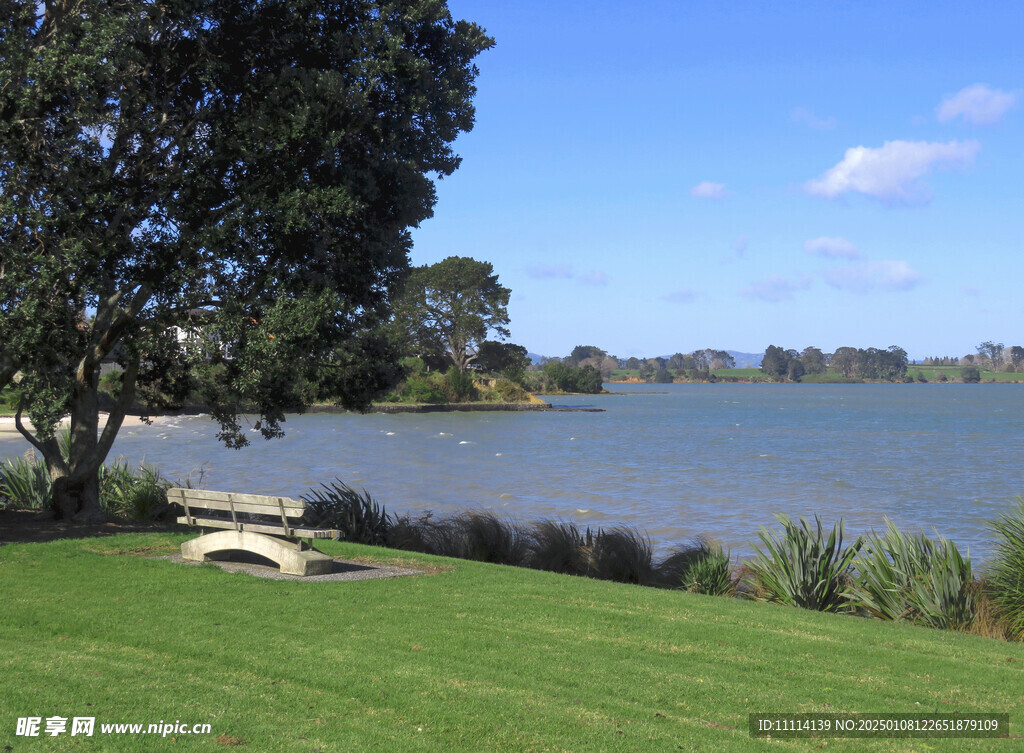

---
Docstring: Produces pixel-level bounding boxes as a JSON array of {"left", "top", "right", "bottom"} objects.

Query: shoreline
[{"left": 0, "top": 414, "right": 170, "bottom": 441}]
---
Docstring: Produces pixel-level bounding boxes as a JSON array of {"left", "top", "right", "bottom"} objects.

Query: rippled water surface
[{"left": 3, "top": 383, "right": 1022, "bottom": 561}]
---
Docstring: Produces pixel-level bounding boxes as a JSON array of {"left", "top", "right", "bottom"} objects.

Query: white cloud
[
  {"left": 804, "top": 139, "right": 980, "bottom": 203},
  {"left": 937, "top": 84, "right": 1017, "bottom": 125},
  {"left": 690, "top": 181, "right": 731, "bottom": 199},
  {"left": 662, "top": 289, "right": 699, "bottom": 304},
  {"left": 739, "top": 274, "right": 811, "bottom": 303},
  {"left": 803, "top": 236, "right": 862, "bottom": 260},
  {"left": 822, "top": 260, "right": 923, "bottom": 293},
  {"left": 525, "top": 264, "right": 573, "bottom": 280},
  {"left": 577, "top": 270, "right": 608, "bottom": 286},
  {"left": 791, "top": 106, "right": 837, "bottom": 130}
]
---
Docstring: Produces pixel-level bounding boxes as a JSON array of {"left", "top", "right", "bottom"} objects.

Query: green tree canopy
[
  {"left": 760, "top": 345, "right": 792, "bottom": 380},
  {"left": 476, "top": 341, "right": 530, "bottom": 378},
  {"left": 0, "top": 0, "right": 492, "bottom": 519},
  {"left": 396, "top": 256, "right": 510, "bottom": 372},
  {"left": 568, "top": 345, "right": 605, "bottom": 365},
  {"left": 800, "top": 346, "right": 827, "bottom": 374}
]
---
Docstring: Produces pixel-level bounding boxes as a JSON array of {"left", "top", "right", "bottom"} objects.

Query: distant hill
[
  {"left": 727, "top": 350, "right": 763, "bottom": 368},
  {"left": 653, "top": 350, "right": 764, "bottom": 368}
]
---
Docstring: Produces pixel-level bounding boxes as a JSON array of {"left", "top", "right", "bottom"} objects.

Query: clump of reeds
[
  {"left": 524, "top": 519, "right": 590, "bottom": 575},
  {"left": 587, "top": 526, "right": 655, "bottom": 585}
]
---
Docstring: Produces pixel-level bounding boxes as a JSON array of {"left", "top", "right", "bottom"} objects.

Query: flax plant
[
  {"left": 988, "top": 499, "right": 1024, "bottom": 640},
  {"left": 746, "top": 515, "right": 861, "bottom": 612},
  {"left": 850, "top": 519, "right": 975, "bottom": 631}
]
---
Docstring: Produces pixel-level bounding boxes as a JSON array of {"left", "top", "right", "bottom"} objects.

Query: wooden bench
[{"left": 169, "top": 488, "right": 339, "bottom": 576}]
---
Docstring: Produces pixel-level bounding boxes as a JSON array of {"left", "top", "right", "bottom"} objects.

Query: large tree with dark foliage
[{"left": 0, "top": 0, "right": 492, "bottom": 519}]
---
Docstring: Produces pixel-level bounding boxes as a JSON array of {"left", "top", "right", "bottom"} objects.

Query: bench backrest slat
[{"left": 167, "top": 488, "right": 306, "bottom": 518}]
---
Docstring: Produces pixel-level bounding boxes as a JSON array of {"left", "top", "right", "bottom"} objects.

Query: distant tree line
[
  {"left": 761, "top": 345, "right": 909, "bottom": 382},
  {"left": 923, "top": 342, "right": 1024, "bottom": 372}
]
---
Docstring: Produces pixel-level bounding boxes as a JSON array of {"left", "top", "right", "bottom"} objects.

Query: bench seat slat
[
  {"left": 176, "top": 516, "right": 338, "bottom": 539},
  {"left": 167, "top": 488, "right": 305, "bottom": 517}
]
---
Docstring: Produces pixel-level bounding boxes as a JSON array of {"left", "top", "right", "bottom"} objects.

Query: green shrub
[
  {"left": 98, "top": 369, "right": 124, "bottom": 396},
  {"left": 746, "top": 515, "right": 861, "bottom": 612},
  {"left": 0, "top": 385, "right": 21, "bottom": 413},
  {"left": 657, "top": 538, "right": 734, "bottom": 596},
  {"left": 539, "top": 361, "right": 603, "bottom": 394},
  {"left": 653, "top": 368, "right": 674, "bottom": 384},
  {"left": 302, "top": 479, "right": 390, "bottom": 545},
  {"left": 400, "top": 375, "right": 446, "bottom": 404},
  {"left": 0, "top": 452, "right": 52, "bottom": 509},
  {"left": 443, "top": 366, "right": 477, "bottom": 402},
  {"left": 850, "top": 519, "right": 975, "bottom": 630},
  {"left": 987, "top": 499, "right": 1024, "bottom": 640},
  {"left": 491, "top": 378, "right": 531, "bottom": 403},
  {"left": 99, "top": 459, "right": 172, "bottom": 520},
  {"left": 1, "top": 446, "right": 171, "bottom": 520},
  {"left": 961, "top": 366, "right": 981, "bottom": 383},
  {"left": 400, "top": 356, "right": 427, "bottom": 376},
  {"left": 683, "top": 548, "right": 734, "bottom": 596}
]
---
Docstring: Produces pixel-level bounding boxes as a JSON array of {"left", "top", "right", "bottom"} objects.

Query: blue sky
[{"left": 409, "top": 0, "right": 1023, "bottom": 360}]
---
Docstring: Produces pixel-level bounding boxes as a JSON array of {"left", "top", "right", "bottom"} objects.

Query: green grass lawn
[{"left": 2, "top": 534, "right": 1022, "bottom": 752}]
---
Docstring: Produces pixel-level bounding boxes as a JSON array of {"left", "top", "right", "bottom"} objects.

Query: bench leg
[{"left": 182, "top": 530, "right": 334, "bottom": 576}]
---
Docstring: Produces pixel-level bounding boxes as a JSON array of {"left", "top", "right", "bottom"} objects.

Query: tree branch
[
  {"left": 14, "top": 399, "right": 61, "bottom": 465},
  {"left": 91, "top": 355, "right": 140, "bottom": 473}
]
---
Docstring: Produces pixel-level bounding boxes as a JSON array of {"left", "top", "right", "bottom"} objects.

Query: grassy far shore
[{"left": 1, "top": 533, "right": 1023, "bottom": 752}]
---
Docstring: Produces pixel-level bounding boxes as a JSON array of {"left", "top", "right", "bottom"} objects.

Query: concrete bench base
[{"left": 181, "top": 530, "right": 334, "bottom": 576}]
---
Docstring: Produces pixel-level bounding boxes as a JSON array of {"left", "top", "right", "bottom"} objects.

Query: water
[{"left": 3, "top": 383, "right": 1022, "bottom": 563}]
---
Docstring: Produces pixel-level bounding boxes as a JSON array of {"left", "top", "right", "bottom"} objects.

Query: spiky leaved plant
[
  {"left": 302, "top": 480, "right": 389, "bottom": 546},
  {"left": 99, "top": 459, "right": 171, "bottom": 520},
  {"left": 746, "top": 515, "right": 861, "bottom": 612},
  {"left": 655, "top": 537, "right": 734, "bottom": 595},
  {"left": 0, "top": 451, "right": 52, "bottom": 509},
  {"left": 987, "top": 498, "right": 1024, "bottom": 640},
  {"left": 850, "top": 519, "right": 975, "bottom": 631}
]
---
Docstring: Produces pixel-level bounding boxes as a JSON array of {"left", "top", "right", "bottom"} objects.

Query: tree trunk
[
  {"left": 46, "top": 365, "right": 108, "bottom": 522},
  {"left": 51, "top": 470, "right": 102, "bottom": 522}
]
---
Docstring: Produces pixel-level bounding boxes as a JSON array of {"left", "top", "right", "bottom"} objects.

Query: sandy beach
[{"left": 0, "top": 414, "right": 167, "bottom": 441}]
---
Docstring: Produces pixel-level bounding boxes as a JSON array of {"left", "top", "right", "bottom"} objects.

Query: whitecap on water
[
  {"left": 499, "top": 493, "right": 513, "bottom": 499},
  {"left": 459, "top": 440, "right": 472, "bottom": 445},
  {"left": 495, "top": 452, "right": 503, "bottom": 456},
  {"left": 439, "top": 432, "right": 453, "bottom": 437},
  {"left": 385, "top": 431, "right": 396, "bottom": 436}
]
